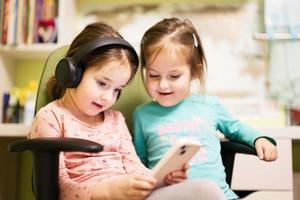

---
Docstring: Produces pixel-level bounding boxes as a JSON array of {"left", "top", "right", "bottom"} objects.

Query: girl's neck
[{"left": 60, "top": 90, "right": 104, "bottom": 127}]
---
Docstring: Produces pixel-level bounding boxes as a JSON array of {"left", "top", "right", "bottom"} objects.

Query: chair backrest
[
  {"left": 112, "top": 69, "right": 150, "bottom": 131},
  {"left": 35, "top": 46, "right": 68, "bottom": 113},
  {"left": 35, "top": 45, "right": 150, "bottom": 131}
]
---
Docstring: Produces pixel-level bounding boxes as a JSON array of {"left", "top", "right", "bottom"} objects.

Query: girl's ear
[
  {"left": 191, "top": 69, "right": 197, "bottom": 80},
  {"left": 191, "top": 73, "right": 197, "bottom": 80},
  {"left": 191, "top": 63, "right": 203, "bottom": 80}
]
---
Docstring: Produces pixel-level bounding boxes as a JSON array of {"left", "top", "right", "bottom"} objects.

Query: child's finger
[
  {"left": 265, "top": 145, "right": 279, "bottom": 161},
  {"left": 267, "top": 148, "right": 278, "bottom": 161},
  {"left": 134, "top": 174, "right": 157, "bottom": 184},
  {"left": 132, "top": 179, "right": 156, "bottom": 190},
  {"left": 165, "top": 174, "right": 186, "bottom": 184},
  {"left": 183, "top": 163, "right": 189, "bottom": 171},
  {"left": 272, "top": 149, "right": 278, "bottom": 160},
  {"left": 170, "top": 171, "right": 188, "bottom": 179},
  {"left": 256, "top": 145, "right": 264, "bottom": 160},
  {"left": 133, "top": 175, "right": 157, "bottom": 189},
  {"left": 264, "top": 147, "right": 273, "bottom": 161}
]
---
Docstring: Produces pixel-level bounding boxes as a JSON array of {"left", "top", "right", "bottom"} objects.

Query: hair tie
[{"left": 192, "top": 33, "right": 198, "bottom": 48}]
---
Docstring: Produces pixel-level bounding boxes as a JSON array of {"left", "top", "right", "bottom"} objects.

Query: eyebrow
[
  {"left": 101, "top": 76, "right": 112, "bottom": 83},
  {"left": 101, "top": 76, "right": 126, "bottom": 88},
  {"left": 148, "top": 68, "right": 182, "bottom": 73}
]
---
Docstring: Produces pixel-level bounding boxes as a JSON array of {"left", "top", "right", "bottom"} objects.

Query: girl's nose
[
  {"left": 159, "top": 78, "right": 169, "bottom": 90},
  {"left": 100, "top": 90, "right": 113, "bottom": 102}
]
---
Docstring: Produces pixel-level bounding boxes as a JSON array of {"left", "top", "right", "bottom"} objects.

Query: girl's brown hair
[
  {"left": 140, "top": 17, "right": 207, "bottom": 92},
  {"left": 47, "top": 22, "right": 138, "bottom": 100}
]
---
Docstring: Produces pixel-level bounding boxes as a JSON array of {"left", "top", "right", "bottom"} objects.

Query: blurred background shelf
[
  {"left": 253, "top": 32, "right": 300, "bottom": 40},
  {"left": 0, "top": 44, "right": 62, "bottom": 60},
  {"left": 0, "top": 124, "right": 29, "bottom": 137}
]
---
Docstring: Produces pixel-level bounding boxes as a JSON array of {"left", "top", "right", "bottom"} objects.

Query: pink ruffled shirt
[{"left": 28, "top": 100, "right": 151, "bottom": 200}]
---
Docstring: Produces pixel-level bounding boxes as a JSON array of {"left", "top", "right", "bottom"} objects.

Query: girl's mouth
[
  {"left": 92, "top": 102, "right": 103, "bottom": 109},
  {"left": 158, "top": 91, "right": 173, "bottom": 96}
]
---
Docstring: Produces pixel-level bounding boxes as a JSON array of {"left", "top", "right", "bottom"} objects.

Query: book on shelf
[
  {"left": 6, "top": 0, "right": 18, "bottom": 45},
  {"left": 15, "top": 0, "right": 29, "bottom": 44},
  {"left": 0, "top": 0, "right": 58, "bottom": 46},
  {"left": 1, "top": 0, "right": 9, "bottom": 45},
  {"left": 0, "top": 0, "right": 3, "bottom": 44}
]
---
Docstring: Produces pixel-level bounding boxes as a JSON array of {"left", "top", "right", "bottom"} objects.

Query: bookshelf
[
  {"left": 0, "top": 43, "right": 59, "bottom": 59},
  {"left": 0, "top": 0, "right": 77, "bottom": 127},
  {"left": 0, "top": 1, "right": 77, "bottom": 199}
]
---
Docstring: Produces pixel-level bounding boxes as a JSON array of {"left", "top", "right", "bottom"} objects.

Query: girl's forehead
[
  {"left": 147, "top": 43, "right": 189, "bottom": 68},
  {"left": 92, "top": 61, "right": 131, "bottom": 85},
  {"left": 89, "top": 59, "right": 131, "bottom": 76},
  {"left": 151, "top": 39, "right": 188, "bottom": 56}
]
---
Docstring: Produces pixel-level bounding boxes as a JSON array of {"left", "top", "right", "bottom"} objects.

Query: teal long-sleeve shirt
[{"left": 133, "top": 94, "right": 275, "bottom": 199}]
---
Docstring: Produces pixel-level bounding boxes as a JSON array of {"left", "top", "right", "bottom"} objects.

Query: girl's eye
[
  {"left": 114, "top": 88, "right": 121, "bottom": 93},
  {"left": 97, "top": 81, "right": 107, "bottom": 87},
  {"left": 148, "top": 74, "right": 159, "bottom": 78},
  {"left": 169, "top": 75, "right": 181, "bottom": 79}
]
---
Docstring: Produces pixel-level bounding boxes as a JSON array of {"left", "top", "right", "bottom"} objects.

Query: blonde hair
[{"left": 140, "top": 17, "right": 207, "bottom": 93}]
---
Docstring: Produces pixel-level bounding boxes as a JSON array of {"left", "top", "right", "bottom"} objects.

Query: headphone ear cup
[
  {"left": 55, "top": 57, "right": 81, "bottom": 88},
  {"left": 72, "top": 65, "right": 83, "bottom": 88}
]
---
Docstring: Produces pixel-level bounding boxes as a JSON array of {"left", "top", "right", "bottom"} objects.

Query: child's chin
[{"left": 158, "top": 100, "right": 179, "bottom": 107}]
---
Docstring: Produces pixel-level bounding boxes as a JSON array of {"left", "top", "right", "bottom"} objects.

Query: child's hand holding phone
[
  {"left": 91, "top": 174, "right": 156, "bottom": 200},
  {"left": 164, "top": 163, "right": 189, "bottom": 185},
  {"left": 152, "top": 139, "right": 201, "bottom": 188}
]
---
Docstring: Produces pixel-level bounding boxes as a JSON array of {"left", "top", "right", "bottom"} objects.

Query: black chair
[
  {"left": 8, "top": 46, "right": 103, "bottom": 200},
  {"left": 8, "top": 46, "right": 257, "bottom": 200},
  {"left": 221, "top": 139, "right": 257, "bottom": 198},
  {"left": 8, "top": 138, "right": 103, "bottom": 200}
]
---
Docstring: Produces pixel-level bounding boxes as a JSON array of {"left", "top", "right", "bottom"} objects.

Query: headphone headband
[
  {"left": 72, "top": 37, "right": 139, "bottom": 66},
  {"left": 55, "top": 37, "right": 139, "bottom": 88}
]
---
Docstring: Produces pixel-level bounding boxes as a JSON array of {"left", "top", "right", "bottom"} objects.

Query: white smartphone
[{"left": 152, "top": 139, "right": 201, "bottom": 188}]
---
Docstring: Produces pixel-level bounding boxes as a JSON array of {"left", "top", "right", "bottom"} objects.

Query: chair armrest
[
  {"left": 8, "top": 137, "right": 103, "bottom": 153},
  {"left": 221, "top": 140, "right": 257, "bottom": 156},
  {"left": 7, "top": 137, "right": 103, "bottom": 200},
  {"left": 221, "top": 140, "right": 257, "bottom": 189}
]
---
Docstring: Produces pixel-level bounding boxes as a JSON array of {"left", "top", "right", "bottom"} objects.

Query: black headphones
[{"left": 55, "top": 37, "right": 139, "bottom": 88}]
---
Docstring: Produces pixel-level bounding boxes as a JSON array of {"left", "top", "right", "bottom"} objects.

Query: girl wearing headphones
[{"left": 28, "top": 22, "right": 226, "bottom": 200}]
